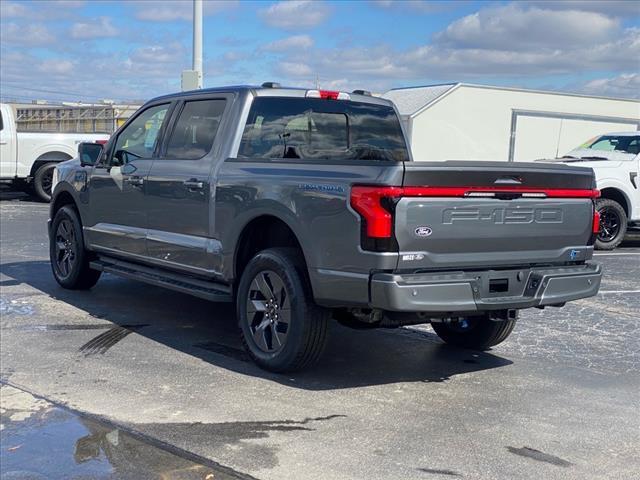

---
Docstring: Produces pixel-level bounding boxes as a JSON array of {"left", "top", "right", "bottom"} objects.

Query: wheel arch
[
  {"left": 233, "top": 215, "right": 312, "bottom": 289},
  {"left": 599, "top": 186, "right": 630, "bottom": 217},
  {"left": 30, "top": 151, "right": 73, "bottom": 177}
]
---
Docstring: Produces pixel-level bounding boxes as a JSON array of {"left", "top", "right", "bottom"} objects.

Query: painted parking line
[
  {"left": 598, "top": 290, "right": 640, "bottom": 294},
  {"left": 594, "top": 252, "right": 640, "bottom": 256}
]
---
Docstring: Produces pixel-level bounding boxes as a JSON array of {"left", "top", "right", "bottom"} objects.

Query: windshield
[
  {"left": 577, "top": 135, "right": 640, "bottom": 155},
  {"left": 238, "top": 97, "right": 409, "bottom": 162}
]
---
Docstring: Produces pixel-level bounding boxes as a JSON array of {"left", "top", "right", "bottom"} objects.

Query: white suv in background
[{"left": 560, "top": 132, "right": 639, "bottom": 249}]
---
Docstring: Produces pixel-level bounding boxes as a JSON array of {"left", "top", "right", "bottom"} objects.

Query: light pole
[
  {"left": 181, "top": 0, "right": 203, "bottom": 90},
  {"left": 193, "top": 0, "right": 203, "bottom": 87}
]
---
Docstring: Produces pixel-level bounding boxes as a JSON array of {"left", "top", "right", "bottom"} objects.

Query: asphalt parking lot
[{"left": 1, "top": 192, "right": 639, "bottom": 480}]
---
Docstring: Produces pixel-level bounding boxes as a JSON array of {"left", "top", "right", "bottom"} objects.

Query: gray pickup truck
[{"left": 49, "top": 83, "right": 603, "bottom": 371}]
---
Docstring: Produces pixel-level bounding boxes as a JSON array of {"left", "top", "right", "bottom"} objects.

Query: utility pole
[
  {"left": 193, "top": 0, "right": 203, "bottom": 87},
  {"left": 181, "top": 0, "right": 203, "bottom": 91}
]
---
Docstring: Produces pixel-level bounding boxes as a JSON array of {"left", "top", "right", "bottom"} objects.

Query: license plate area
[
  {"left": 489, "top": 278, "right": 509, "bottom": 293},
  {"left": 477, "top": 270, "right": 530, "bottom": 299}
]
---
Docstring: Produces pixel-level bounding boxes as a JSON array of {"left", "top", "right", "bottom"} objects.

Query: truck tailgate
[{"left": 396, "top": 161, "right": 597, "bottom": 270}]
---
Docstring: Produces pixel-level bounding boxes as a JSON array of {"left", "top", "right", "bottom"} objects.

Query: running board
[{"left": 90, "top": 257, "right": 233, "bottom": 302}]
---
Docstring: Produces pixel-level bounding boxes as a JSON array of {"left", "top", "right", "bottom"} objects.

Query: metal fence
[{"left": 14, "top": 104, "right": 141, "bottom": 134}]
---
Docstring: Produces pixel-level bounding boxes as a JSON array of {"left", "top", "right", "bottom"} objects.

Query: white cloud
[
  {"left": 128, "top": 43, "right": 187, "bottom": 67},
  {"left": 278, "top": 62, "right": 313, "bottom": 77},
  {"left": 0, "top": 1, "right": 29, "bottom": 17},
  {"left": 403, "top": 27, "right": 640, "bottom": 76},
  {"left": 259, "top": 1, "right": 330, "bottom": 30},
  {"left": 267, "top": 2, "right": 639, "bottom": 89},
  {"left": 435, "top": 4, "right": 619, "bottom": 51},
  {"left": 0, "top": 0, "right": 85, "bottom": 20},
  {"left": 372, "top": 0, "right": 472, "bottom": 13},
  {"left": 262, "top": 35, "right": 314, "bottom": 52},
  {"left": 525, "top": 1, "right": 640, "bottom": 16},
  {"left": 38, "top": 59, "right": 75, "bottom": 76},
  {"left": 133, "top": 0, "right": 237, "bottom": 22},
  {"left": 1, "top": 23, "right": 56, "bottom": 46},
  {"left": 70, "top": 16, "right": 119, "bottom": 39},
  {"left": 579, "top": 73, "right": 640, "bottom": 99}
]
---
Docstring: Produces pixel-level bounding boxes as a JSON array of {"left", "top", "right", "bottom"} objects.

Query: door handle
[
  {"left": 125, "top": 176, "right": 144, "bottom": 186},
  {"left": 183, "top": 179, "right": 205, "bottom": 190}
]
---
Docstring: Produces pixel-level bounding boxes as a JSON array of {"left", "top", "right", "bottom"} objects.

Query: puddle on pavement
[
  {"left": 0, "top": 298, "right": 35, "bottom": 316},
  {"left": 1, "top": 386, "right": 249, "bottom": 480}
]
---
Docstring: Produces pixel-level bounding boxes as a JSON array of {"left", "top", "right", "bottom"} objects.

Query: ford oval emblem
[{"left": 415, "top": 226, "right": 433, "bottom": 237}]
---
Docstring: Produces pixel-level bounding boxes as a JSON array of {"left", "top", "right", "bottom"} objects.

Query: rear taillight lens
[
  {"left": 350, "top": 186, "right": 402, "bottom": 238},
  {"left": 592, "top": 208, "right": 601, "bottom": 234}
]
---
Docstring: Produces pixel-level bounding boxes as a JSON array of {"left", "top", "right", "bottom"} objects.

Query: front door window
[{"left": 111, "top": 104, "right": 169, "bottom": 166}]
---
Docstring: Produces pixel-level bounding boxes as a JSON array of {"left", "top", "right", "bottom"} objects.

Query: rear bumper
[{"left": 370, "top": 263, "right": 602, "bottom": 312}]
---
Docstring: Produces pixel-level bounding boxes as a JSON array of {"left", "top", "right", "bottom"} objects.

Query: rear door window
[
  {"left": 165, "top": 99, "right": 226, "bottom": 159},
  {"left": 238, "top": 97, "right": 409, "bottom": 162}
]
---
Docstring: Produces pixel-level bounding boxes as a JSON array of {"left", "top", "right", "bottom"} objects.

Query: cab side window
[
  {"left": 622, "top": 138, "right": 639, "bottom": 155},
  {"left": 111, "top": 104, "right": 169, "bottom": 166},
  {"left": 165, "top": 99, "right": 226, "bottom": 160}
]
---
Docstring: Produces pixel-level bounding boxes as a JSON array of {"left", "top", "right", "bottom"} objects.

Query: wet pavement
[
  {"left": 1, "top": 385, "right": 245, "bottom": 479},
  {"left": 1, "top": 194, "right": 639, "bottom": 480}
]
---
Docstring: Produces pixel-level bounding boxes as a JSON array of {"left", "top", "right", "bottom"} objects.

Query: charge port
[{"left": 489, "top": 278, "right": 509, "bottom": 293}]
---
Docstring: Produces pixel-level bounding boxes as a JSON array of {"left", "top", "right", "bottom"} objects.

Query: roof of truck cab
[
  {"left": 594, "top": 131, "right": 640, "bottom": 137},
  {"left": 150, "top": 85, "right": 393, "bottom": 106}
]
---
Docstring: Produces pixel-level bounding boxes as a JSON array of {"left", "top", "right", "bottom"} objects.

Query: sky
[{"left": 1, "top": 0, "right": 639, "bottom": 104}]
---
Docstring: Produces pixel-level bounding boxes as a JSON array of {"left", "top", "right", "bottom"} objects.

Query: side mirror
[{"left": 78, "top": 142, "right": 104, "bottom": 167}]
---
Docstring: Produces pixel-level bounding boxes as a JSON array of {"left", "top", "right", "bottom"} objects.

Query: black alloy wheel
[
  {"left": 598, "top": 206, "right": 621, "bottom": 242},
  {"left": 237, "top": 248, "right": 330, "bottom": 372},
  {"left": 246, "top": 270, "right": 291, "bottom": 354},
  {"left": 49, "top": 206, "right": 101, "bottom": 289},
  {"left": 595, "top": 198, "right": 627, "bottom": 250},
  {"left": 54, "top": 218, "right": 77, "bottom": 280}
]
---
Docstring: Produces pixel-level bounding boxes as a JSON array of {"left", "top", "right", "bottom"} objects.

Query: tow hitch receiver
[{"left": 489, "top": 309, "right": 518, "bottom": 322}]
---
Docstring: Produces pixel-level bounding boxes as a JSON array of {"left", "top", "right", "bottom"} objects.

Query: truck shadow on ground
[
  {"left": 0, "top": 186, "right": 33, "bottom": 202},
  {"left": 2, "top": 260, "right": 513, "bottom": 390}
]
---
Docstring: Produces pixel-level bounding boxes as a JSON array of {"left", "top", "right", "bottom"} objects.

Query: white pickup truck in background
[
  {"left": 0, "top": 103, "right": 110, "bottom": 201},
  {"left": 545, "top": 132, "right": 640, "bottom": 250}
]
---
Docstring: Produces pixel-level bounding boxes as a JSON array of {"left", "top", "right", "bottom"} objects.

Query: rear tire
[
  {"left": 431, "top": 315, "right": 516, "bottom": 350},
  {"left": 236, "top": 248, "right": 330, "bottom": 372},
  {"left": 33, "top": 162, "right": 57, "bottom": 202},
  {"left": 595, "top": 198, "right": 627, "bottom": 250},
  {"left": 50, "top": 205, "right": 101, "bottom": 289}
]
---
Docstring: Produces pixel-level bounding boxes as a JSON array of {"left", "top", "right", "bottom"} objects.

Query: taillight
[
  {"left": 592, "top": 208, "right": 601, "bottom": 234},
  {"left": 350, "top": 186, "right": 403, "bottom": 238},
  {"left": 96, "top": 139, "right": 109, "bottom": 145}
]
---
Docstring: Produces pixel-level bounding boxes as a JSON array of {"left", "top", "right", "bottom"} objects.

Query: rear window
[
  {"left": 165, "top": 99, "right": 226, "bottom": 159},
  {"left": 238, "top": 97, "right": 409, "bottom": 162}
]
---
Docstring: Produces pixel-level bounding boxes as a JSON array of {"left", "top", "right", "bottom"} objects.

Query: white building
[{"left": 383, "top": 83, "right": 640, "bottom": 162}]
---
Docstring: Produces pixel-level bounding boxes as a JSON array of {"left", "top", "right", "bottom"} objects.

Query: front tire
[
  {"left": 431, "top": 315, "right": 516, "bottom": 350},
  {"left": 595, "top": 198, "right": 627, "bottom": 250},
  {"left": 33, "top": 162, "right": 57, "bottom": 202},
  {"left": 50, "top": 205, "right": 101, "bottom": 289},
  {"left": 236, "top": 248, "right": 330, "bottom": 372}
]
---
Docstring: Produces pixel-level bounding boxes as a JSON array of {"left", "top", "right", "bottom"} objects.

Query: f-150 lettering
[{"left": 443, "top": 207, "right": 564, "bottom": 224}]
